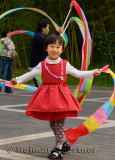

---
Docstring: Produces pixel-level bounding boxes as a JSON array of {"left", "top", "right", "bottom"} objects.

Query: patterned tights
[{"left": 49, "top": 118, "right": 66, "bottom": 149}]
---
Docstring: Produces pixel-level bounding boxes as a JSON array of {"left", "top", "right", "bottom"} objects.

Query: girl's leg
[
  {"left": 48, "top": 119, "right": 65, "bottom": 159},
  {"left": 55, "top": 118, "right": 65, "bottom": 149},
  {"left": 48, "top": 118, "right": 70, "bottom": 159},
  {"left": 49, "top": 119, "right": 71, "bottom": 151},
  {"left": 49, "top": 120, "right": 56, "bottom": 136}
]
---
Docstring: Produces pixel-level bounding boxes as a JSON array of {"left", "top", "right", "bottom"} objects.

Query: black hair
[
  {"left": 44, "top": 34, "right": 65, "bottom": 51},
  {"left": 1, "top": 29, "right": 10, "bottom": 38},
  {"left": 36, "top": 21, "right": 49, "bottom": 33}
]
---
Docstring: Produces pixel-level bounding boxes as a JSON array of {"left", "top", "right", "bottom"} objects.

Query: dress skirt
[{"left": 25, "top": 83, "right": 82, "bottom": 121}]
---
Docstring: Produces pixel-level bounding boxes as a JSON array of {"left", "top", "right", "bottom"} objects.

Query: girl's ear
[
  {"left": 62, "top": 48, "right": 64, "bottom": 52},
  {"left": 61, "top": 47, "right": 64, "bottom": 52}
]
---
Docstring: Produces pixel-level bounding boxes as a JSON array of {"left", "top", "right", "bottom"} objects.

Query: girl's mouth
[{"left": 52, "top": 53, "right": 57, "bottom": 56}]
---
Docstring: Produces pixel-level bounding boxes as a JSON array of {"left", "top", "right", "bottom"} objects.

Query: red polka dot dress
[{"left": 25, "top": 60, "right": 82, "bottom": 121}]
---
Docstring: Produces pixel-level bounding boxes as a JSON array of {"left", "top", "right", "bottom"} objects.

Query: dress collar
[{"left": 46, "top": 57, "right": 61, "bottom": 64}]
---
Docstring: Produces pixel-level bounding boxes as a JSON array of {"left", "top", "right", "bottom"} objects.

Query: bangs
[{"left": 44, "top": 34, "right": 65, "bottom": 50}]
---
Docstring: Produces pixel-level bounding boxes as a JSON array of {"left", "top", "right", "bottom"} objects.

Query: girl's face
[
  {"left": 7, "top": 31, "right": 11, "bottom": 38},
  {"left": 46, "top": 40, "right": 63, "bottom": 60}
]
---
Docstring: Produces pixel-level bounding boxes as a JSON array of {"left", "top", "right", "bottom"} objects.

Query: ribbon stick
[
  {"left": 61, "top": 20, "right": 70, "bottom": 37},
  {"left": 62, "top": 3, "right": 73, "bottom": 27}
]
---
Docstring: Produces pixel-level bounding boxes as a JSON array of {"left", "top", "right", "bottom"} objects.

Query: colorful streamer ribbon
[
  {"left": 62, "top": 1, "right": 115, "bottom": 146},
  {"left": 69, "top": 16, "right": 92, "bottom": 101},
  {"left": 59, "top": 0, "right": 92, "bottom": 104},
  {"left": 70, "top": 0, "right": 92, "bottom": 100},
  {"left": 0, "top": 7, "right": 68, "bottom": 47},
  {"left": 0, "top": 79, "right": 38, "bottom": 92},
  {"left": 11, "top": 30, "right": 35, "bottom": 37},
  {"left": 64, "top": 65, "right": 115, "bottom": 146}
]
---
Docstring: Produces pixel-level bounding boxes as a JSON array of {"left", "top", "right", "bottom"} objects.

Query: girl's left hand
[
  {"left": 93, "top": 69, "right": 101, "bottom": 76},
  {"left": 10, "top": 78, "right": 17, "bottom": 85}
]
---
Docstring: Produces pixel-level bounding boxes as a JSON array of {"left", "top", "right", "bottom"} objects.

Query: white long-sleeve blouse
[{"left": 16, "top": 57, "right": 94, "bottom": 85}]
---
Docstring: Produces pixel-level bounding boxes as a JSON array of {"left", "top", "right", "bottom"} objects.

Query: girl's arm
[
  {"left": 11, "top": 63, "right": 42, "bottom": 85},
  {"left": 66, "top": 62, "right": 101, "bottom": 79}
]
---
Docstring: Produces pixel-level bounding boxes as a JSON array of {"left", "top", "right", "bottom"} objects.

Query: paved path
[{"left": 0, "top": 86, "right": 115, "bottom": 160}]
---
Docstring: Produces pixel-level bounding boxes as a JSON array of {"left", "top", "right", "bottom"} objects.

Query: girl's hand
[
  {"left": 10, "top": 78, "right": 17, "bottom": 85},
  {"left": 93, "top": 69, "right": 101, "bottom": 76}
]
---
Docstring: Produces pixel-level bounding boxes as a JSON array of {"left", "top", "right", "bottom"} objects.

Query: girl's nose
[{"left": 53, "top": 47, "right": 57, "bottom": 51}]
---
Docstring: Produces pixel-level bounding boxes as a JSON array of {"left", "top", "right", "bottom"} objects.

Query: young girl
[{"left": 10, "top": 34, "right": 101, "bottom": 159}]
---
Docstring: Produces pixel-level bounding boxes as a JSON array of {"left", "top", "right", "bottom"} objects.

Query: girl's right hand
[{"left": 10, "top": 78, "right": 17, "bottom": 85}]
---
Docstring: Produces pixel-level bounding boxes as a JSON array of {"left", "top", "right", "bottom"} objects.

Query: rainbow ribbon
[
  {"left": 69, "top": 16, "right": 92, "bottom": 104},
  {"left": 71, "top": 0, "right": 92, "bottom": 71},
  {"left": 70, "top": 0, "right": 92, "bottom": 100},
  {"left": 62, "top": 1, "right": 115, "bottom": 146},
  {"left": 0, "top": 7, "right": 68, "bottom": 47},
  {"left": 0, "top": 79, "right": 38, "bottom": 92},
  {"left": 62, "top": 0, "right": 92, "bottom": 105},
  {"left": 64, "top": 65, "right": 115, "bottom": 146},
  {"left": 11, "top": 30, "right": 35, "bottom": 37}
]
